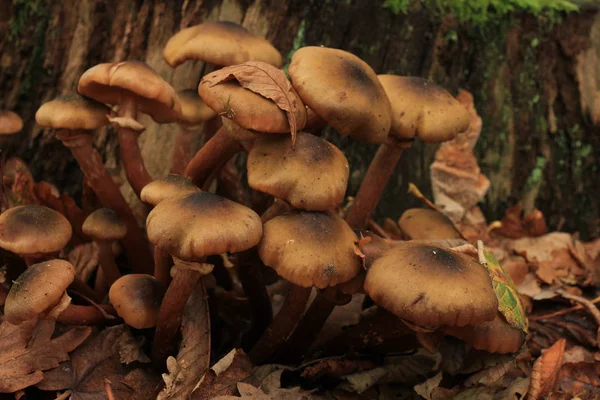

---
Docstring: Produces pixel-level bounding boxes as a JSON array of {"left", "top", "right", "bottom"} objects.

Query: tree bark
[{"left": 1, "top": 0, "right": 598, "bottom": 238}]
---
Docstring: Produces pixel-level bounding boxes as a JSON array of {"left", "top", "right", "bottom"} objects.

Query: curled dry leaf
[
  {"left": 555, "top": 362, "right": 600, "bottom": 398},
  {"left": 528, "top": 338, "right": 566, "bottom": 400},
  {"left": 0, "top": 318, "right": 91, "bottom": 393},
  {"left": 68, "top": 242, "right": 100, "bottom": 283},
  {"left": 413, "top": 371, "right": 443, "bottom": 400},
  {"left": 203, "top": 61, "right": 302, "bottom": 146}
]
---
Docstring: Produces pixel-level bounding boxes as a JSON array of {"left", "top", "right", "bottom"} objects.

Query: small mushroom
[
  {"left": 345, "top": 76, "right": 470, "bottom": 229},
  {"left": 35, "top": 93, "right": 151, "bottom": 272},
  {"left": 78, "top": 61, "right": 182, "bottom": 199},
  {"left": 146, "top": 191, "right": 262, "bottom": 366},
  {"left": 398, "top": 208, "right": 462, "bottom": 240},
  {"left": 247, "top": 132, "right": 349, "bottom": 211},
  {"left": 364, "top": 241, "right": 498, "bottom": 328},
  {"left": 108, "top": 274, "right": 165, "bottom": 329},
  {"left": 0, "top": 110, "right": 23, "bottom": 140},
  {"left": 82, "top": 208, "right": 127, "bottom": 287}
]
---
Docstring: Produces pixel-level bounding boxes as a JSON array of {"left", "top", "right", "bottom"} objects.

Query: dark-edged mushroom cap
[
  {"left": 146, "top": 191, "right": 262, "bottom": 260},
  {"left": 35, "top": 93, "right": 110, "bottom": 131},
  {"left": 108, "top": 274, "right": 165, "bottom": 329},
  {"left": 0, "top": 205, "right": 72, "bottom": 256},
  {"left": 364, "top": 241, "right": 497, "bottom": 328},
  {"left": 259, "top": 210, "right": 362, "bottom": 289},
  {"left": 164, "top": 21, "right": 282, "bottom": 68},
  {"left": 398, "top": 208, "right": 462, "bottom": 240},
  {"left": 4, "top": 259, "right": 75, "bottom": 324},
  {"left": 199, "top": 79, "right": 306, "bottom": 134},
  {"left": 355, "top": 230, "right": 391, "bottom": 269},
  {"left": 444, "top": 311, "right": 525, "bottom": 354},
  {"left": 82, "top": 208, "right": 127, "bottom": 242},
  {"left": 178, "top": 89, "right": 217, "bottom": 127},
  {"left": 247, "top": 132, "right": 349, "bottom": 211},
  {"left": 140, "top": 174, "right": 200, "bottom": 206},
  {"left": 0, "top": 111, "right": 23, "bottom": 135},
  {"left": 377, "top": 75, "right": 470, "bottom": 143},
  {"left": 78, "top": 61, "right": 182, "bottom": 123},
  {"left": 288, "top": 46, "right": 391, "bottom": 144}
]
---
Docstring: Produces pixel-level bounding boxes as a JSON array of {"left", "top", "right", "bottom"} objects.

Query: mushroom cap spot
[
  {"left": 398, "top": 208, "right": 462, "bottom": 240},
  {"left": 163, "top": 21, "right": 282, "bottom": 68},
  {"left": 378, "top": 75, "right": 470, "bottom": 143},
  {"left": 78, "top": 61, "right": 182, "bottom": 123},
  {"left": 140, "top": 174, "right": 200, "bottom": 206},
  {"left": 444, "top": 311, "right": 525, "bottom": 353},
  {"left": 146, "top": 192, "right": 262, "bottom": 260},
  {"left": 247, "top": 132, "right": 349, "bottom": 211},
  {"left": 108, "top": 274, "right": 165, "bottom": 329},
  {"left": 288, "top": 47, "right": 391, "bottom": 144},
  {"left": 198, "top": 77, "right": 306, "bottom": 134},
  {"left": 5, "top": 259, "right": 75, "bottom": 324},
  {"left": 35, "top": 93, "right": 110, "bottom": 131},
  {"left": 365, "top": 241, "right": 498, "bottom": 328},
  {"left": 178, "top": 89, "right": 217, "bottom": 126},
  {"left": 0, "top": 110, "right": 24, "bottom": 135},
  {"left": 0, "top": 205, "right": 72, "bottom": 255},
  {"left": 82, "top": 208, "right": 127, "bottom": 241},
  {"left": 259, "top": 211, "right": 361, "bottom": 288}
]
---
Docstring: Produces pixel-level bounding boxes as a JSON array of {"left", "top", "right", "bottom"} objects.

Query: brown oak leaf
[
  {"left": 528, "top": 338, "right": 566, "bottom": 400},
  {"left": 0, "top": 318, "right": 91, "bottom": 393},
  {"left": 203, "top": 61, "right": 302, "bottom": 146}
]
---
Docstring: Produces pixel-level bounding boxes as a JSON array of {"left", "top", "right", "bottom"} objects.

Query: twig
[
  {"left": 557, "top": 290, "right": 600, "bottom": 349},
  {"left": 105, "top": 379, "right": 116, "bottom": 400},
  {"left": 407, "top": 183, "right": 441, "bottom": 213},
  {"left": 529, "top": 295, "right": 600, "bottom": 321},
  {"left": 55, "top": 390, "right": 72, "bottom": 400},
  {"left": 367, "top": 219, "right": 391, "bottom": 239}
]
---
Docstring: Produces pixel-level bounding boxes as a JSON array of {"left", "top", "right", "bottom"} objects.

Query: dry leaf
[
  {"left": 414, "top": 372, "right": 443, "bottom": 400},
  {"left": 159, "top": 280, "right": 211, "bottom": 400},
  {"left": 528, "top": 338, "right": 566, "bottom": 400},
  {"left": 0, "top": 318, "right": 91, "bottom": 393},
  {"left": 203, "top": 61, "right": 302, "bottom": 146},
  {"left": 464, "top": 360, "right": 515, "bottom": 387},
  {"left": 69, "top": 242, "right": 100, "bottom": 283},
  {"left": 555, "top": 362, "right": 600, "bottom": 398},
  {"left": 507, "top": 232, "right": 573, "bottom": 262},
  {"left": 212, "top": 379, "right": 317, "bottom": 400}
]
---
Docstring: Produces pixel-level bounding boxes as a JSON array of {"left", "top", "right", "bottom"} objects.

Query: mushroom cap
[
  {"left": 0, "top": 205, "right": 73, "bottom": 256},
  {"left": 78, "top": 61, "right": 182, "bottom": 123},
  {"left": 288, "top": 46, "right": 391, "bottom": 144},
  {"left": 199, "top": 78, "right": 306, "bottom": 134},
  {"left": 146, "top": 192, "right": 262, "bottom": 260},
  {"left": 355, "top": 230, "right": 391, "bottom": 269},
  {"left": 108, "top": 274, "right": 165, "bottom": 329},
  {"left": 398, "top": 208, "right": 462, "bottom": 240},
  {"left": 259, "top": 210, "right": 362, "bottom": 289},
  {"left": 178, "top": 89, "right": 217, "bottom": 127},
  {"left": 82, "top": 208, "right": 127, "bottom": 241},
  {"left": 35, "top": 93, "right": 110, "bottom": 131},
  {"left": 163, "top": 21, "right": 282, "bottom": 68},
  {"left": 364, "top": 241, "right": 497, "bottom": 328},
  {"left": 140, "top": 174, "right": 200, "bottom": 206},
  {"left": 247, "top": 132, "right": 349, "bottom": 211},
  {"left": 444, "top": 311, "right": 525, "bottom": 354},
  {"left": 377, "top": 75, "right": 470, "bottom": 143},
  {"left": 0, "top": 111, "right": 23, "bottom": 135},
  {"left": 4, "top": 259, "right": 75, "bottom": 324}
]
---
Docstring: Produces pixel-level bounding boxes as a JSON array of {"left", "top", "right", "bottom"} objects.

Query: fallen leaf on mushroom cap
[
  {"left": 203, "top": 61, "right": 302, "bottom": 145},
  {"left": 0, "top": 317, "right": 91, "bottom": 393},
  {"left": 63, "top": 324, "right": 159, "bottom": 400},
  {"left": 528, "top": 338, "right": 566, "bottom": 400}
]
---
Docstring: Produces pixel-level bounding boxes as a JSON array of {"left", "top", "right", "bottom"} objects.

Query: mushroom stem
[
  {"left": 69, "top": 277, "right": 104, "bottom": 304},
  {"left": 249, "top": 283, "right": 311, "bottom": 364},
  {"left": 171, "top": 125, "right": 198, "bottom": 175},
  {"left": 236, "top": 248, "right": 273, "bottom": 350},
  {"left": 345, "top": 145, "right": 404, "bottom": 229},
  {"left": 278, "top": 292, "right": 336, "bottom": 364},
  {"left": 152, "top": 262, "right": 202, "bottom": 368},
  {"left": 153, "top": 247, "right": 172, "bottom": 287},
  {"left": 96, "top": 241, "right": 121, "bottom": 286},
  {"left": 261, "top": 199, "right": 292, "bottom": 223},
  {"left": 116, "top": 94, "right": 153, "bottom": 199},
  {"left": 55, "top": 128, "right": 153, "bottom": 274},
  {"left": 57, "top": 303, "right": 117, "bottom": 325},
  {"left": 184, "top": 125, "right": 241, "bottom": 186},
  {"left": 203, "top": 116, "right": 222, "bottom": 142}
]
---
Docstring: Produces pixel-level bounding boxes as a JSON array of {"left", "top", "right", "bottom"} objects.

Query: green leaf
[{"left": 479, "top": 244, "right": 529, "bottom": 334}]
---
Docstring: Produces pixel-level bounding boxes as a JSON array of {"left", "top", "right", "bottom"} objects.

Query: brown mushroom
[
  {"left": 345, "top": 76, "right": 470, "bottom": 228},
  {"left": 398, "top": 208, "right": 462, "bottom": 240},
  {"left": 108, "top": 274, "right": 165, "bottom": 329},
  {"left": 82, "top": 208, "right": 127, "bottom": 287},
  {"left": 35, "top": 92, "right": 152, "bottom": 272},
  {"left": 0, "top": 110, "right": 23, "bottom": 139},
  {"left": 78, "top": 61, "right": 182, "bottom": 199},
  {"left": 146, "top": 191, "right": 262, "bottom": 366},
  {"left": 364, "top": 241, "right": 497, "bottom": 328}
]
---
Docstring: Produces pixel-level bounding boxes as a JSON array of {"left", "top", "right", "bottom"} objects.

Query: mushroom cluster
[{"left": 0, "top": 19, "right": 527, "bottom": 389}]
